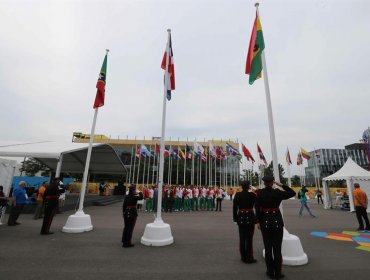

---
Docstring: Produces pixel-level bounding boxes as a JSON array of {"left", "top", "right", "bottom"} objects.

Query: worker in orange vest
[{"left": 353, "top": 183, "right": 370, "bottom": 231}]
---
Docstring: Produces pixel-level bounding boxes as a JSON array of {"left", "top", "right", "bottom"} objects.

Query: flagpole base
[
  {"left": 263, "top": 228, "right": 308, "bottom": 266},
  {"left": 62, "top": 210, "right": 93, "bottom": 233},
  {"left": 141, "top": 218, "right": 174, "bottom": 246}
]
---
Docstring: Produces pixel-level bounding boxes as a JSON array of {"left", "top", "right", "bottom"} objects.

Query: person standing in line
[
  {"left": 8, "top": 181, "right": 32, "bottom": 226},
  {"left": 34, "top": 182, "right": 47, "bottom": 219},
  {"left": 40, "top": 178, "right": 62, "bottom": 235},
  {"left": 256, "top": 175, "right": 296, "bottom": 279},
  {"left": 353, "top": 183, "right": 370, "bottom": 231},
  {"left": 122, "top": 184, "right": 143, "bottom": 248},
  {"left": 298, "top": 186, "right": 316, "bottom": 218},
  {"left": 233, "top": 180, "right": 257, "bottom": 264},
  {"left": 215, "top": 187, "right": 223, "bottom": 211},
  {"left": 316, "top": 189, "right": 323, "bottom": 205}
]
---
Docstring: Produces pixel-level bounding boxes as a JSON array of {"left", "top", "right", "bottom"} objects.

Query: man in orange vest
[
  {"left": 34, "top": 182, "right": 47, "bottom": 219},
  {"left": 353, "top": 183, "right": 370, "bottom": 231}
]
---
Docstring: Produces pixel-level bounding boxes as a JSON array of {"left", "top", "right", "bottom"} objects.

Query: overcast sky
[{"left": 0, "top": 0, "right": 369, "bottom": 175}]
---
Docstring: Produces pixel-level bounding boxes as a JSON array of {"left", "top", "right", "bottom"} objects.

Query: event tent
[
  {"left": 0, "top": 144, "right": 127, "bottom": 175},
  {"left": 322, "top": 157, "right": 370, "bottom": 212}
]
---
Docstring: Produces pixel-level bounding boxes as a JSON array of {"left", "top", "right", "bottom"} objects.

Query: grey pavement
[{"left": 0, "top": 197, "right": 369, "bottom": 280}]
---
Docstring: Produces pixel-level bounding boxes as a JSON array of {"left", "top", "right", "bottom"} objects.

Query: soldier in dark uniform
[
  {"left": 256, "top": 175, "right": 295, "bottom": 279},
  {"left": 122, "top": 184, "right": 143, "bottom": 247},
  {"left": 233, "top": 180, "right": 257, "bottom": 264},
  {"left": 40, "top": 178, "right": 62, "bottom": 235}
]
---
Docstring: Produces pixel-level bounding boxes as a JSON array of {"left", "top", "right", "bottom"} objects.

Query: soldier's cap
[
  {"left": 129, "top": 184, "right": 136, "bottom": 190},
  {"left": 262, "top": 175, "right": 274, "bottom": 182},
  {"left": 240, "top": 180, "right": 251, "bottom": 189}
]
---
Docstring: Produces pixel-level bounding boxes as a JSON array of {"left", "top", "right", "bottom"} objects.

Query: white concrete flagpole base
[
  {"left": 62, "top": 210, "right": 93, "bottom": 233},
  {"left": 263, "top": 228, "right": 308, "bottom": 266},
  {"left": 141, "top": 218, "right": 174, "bottom": 246}
]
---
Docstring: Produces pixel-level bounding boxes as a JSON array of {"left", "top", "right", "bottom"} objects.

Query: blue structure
[{"left": 12, "top": 176, "right": 74, "bottom": 190}]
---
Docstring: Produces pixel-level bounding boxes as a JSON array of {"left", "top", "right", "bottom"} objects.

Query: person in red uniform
[
  {"left": 122, "top": 184, "right": 143, "bottom": 247},
  {"left": 256, "top": 175, "right": 295, "bottom": 279},
  {"left": 233, "top": 180, "right": 257, "bottom": 264},
  {"left": 40, "top": 178, "right": 62, "bottom": 235}
]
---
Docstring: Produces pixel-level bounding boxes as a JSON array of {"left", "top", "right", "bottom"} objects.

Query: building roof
[{"left": 0, "top": 144, "right": 127, "bottom": 175}]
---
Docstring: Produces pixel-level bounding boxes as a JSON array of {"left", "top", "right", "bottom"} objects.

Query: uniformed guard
[
  {"left": 122, "top": 184, "right": 143, "bottom": 247},
  {"left": 233, "top": 180, "right": 257, "bottom": 264},
  {"left": 40, "top": 178, "right": 62, "bottom": 235},
  {"left": 256, "top": 175, "right": 295, "bottom": 279}
]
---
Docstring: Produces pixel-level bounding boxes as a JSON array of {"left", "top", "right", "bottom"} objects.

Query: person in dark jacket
[
  {"left": 233, "top": 180, "right": 257, "bottom": 264},
  {"left": 256, "top": 175, "right": 295, "bottom": 279},
  {"left": 122, "top": 184, "right": 143, "bottom": 247},
  {"left": 40, "top": 178, "right": 62, "bottom": 235}
]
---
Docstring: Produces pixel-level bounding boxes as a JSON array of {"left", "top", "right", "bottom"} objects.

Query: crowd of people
[
  {"left": 137, "top": 185, "right": 227, "bottom": 213},
  {"left": 0, "top": 179, "right": 66, "bottom": 234}
]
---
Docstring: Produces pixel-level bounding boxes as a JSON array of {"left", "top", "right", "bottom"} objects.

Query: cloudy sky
[{"left": 0, "top": 0, "right": 369, "bottom": 175}]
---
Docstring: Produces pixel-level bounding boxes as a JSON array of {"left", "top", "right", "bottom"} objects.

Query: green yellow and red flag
[
  {"left": 245, "top": 13, "right": 265, "bottom": 85},
  {"left": 93, "top": 53, "right": 108, "bottom": 109}
]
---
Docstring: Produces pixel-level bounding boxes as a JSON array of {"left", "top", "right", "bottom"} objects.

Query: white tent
[
  {"left": 0, "top": 158, "right": 17, "bottom": 225},
  {"left": 322, "top": 157, "right": 370, "bottom": 212}
]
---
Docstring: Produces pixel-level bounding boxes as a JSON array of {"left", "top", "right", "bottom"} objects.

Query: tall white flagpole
[
  {"left": 184, "top": 144, "right": 187, "bottom": 185},
  {"left": 128, "top": 145, "right": 134, "bottom": 184},
  {"left": 63, "top": 49, "right": 109, "bottom": 233},
  {"left": 141, "top": 29, "right": 173, "bottom": 246},
  {"left": 255, "top": 3, "right": 307, "bottom": 265}
]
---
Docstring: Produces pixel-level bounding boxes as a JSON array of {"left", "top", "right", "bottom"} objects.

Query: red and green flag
[
  {"left": 245, "top": 13, "right": 265, "bottom": 85},
  {"left": 93, "top": 53, "right": 108, "bottom": 108}
]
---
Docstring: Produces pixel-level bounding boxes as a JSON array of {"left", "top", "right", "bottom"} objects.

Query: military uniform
[
  {"left": 122, "top": 188, "right": 143, "bottom": 247},
  {"left": 233, "top": 184, "right": 257, "bottom": 263},
  {"left": 40, "top": 180, "right": 62, "bottom": 235},
  {"left": 256, "top": 176, "right": 295, "bottom": 279}
]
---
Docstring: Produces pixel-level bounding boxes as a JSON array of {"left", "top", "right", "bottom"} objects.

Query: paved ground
[{"left": 0, "top": 197, "right": 369, "bottom": 280}]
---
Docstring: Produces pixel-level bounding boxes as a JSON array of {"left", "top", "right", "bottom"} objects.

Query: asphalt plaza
[{"left": 1, "top": 198, "right": 369, "bottom": 280}]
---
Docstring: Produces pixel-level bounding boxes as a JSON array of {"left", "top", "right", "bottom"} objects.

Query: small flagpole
[
  {"left": 136, "top": 143, "right": 142, "bottom": 185},
  {"left": 128, "top": 145, "right": 134, "bottom": 184},
  {"left": 146, "top": 145, "right": 152, "bottom": 186},
  {"left": 184, "top": 144, "right": 187, "bottom": 185}
]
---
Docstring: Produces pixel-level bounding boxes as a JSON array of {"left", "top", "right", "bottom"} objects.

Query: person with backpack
[{"left": 298, "top": 186, "right": 316, "bottom": 218}]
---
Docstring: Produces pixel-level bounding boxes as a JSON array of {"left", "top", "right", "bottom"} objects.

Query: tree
[
  {"left": 19, "top": 158, "right": 50, "bottom": 176},
  {"left": 262, "top": 161, "right": 287, "bottom": 185}
]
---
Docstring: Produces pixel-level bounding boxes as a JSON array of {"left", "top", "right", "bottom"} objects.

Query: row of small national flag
[
  {"left": 135, "top": 143, "right": 243, "bottom": 161},
  {"left": 134, "top": 143, "right": 317, "bottom": 166},
  {"left": 286, "top": 147, "right": 318, "bottom": 166}
]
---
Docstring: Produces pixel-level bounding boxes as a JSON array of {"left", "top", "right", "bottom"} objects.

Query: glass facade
[{"left": 305, "top": 143, "right": 369, "bottom": 184}]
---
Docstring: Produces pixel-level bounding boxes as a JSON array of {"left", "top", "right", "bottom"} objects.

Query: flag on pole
[
  {"left": 136, "top": 144, "right": 142, "bottom": 159},
  {"left": 209, "top": 143, "right": 216, "bottom": 157},
  {"left": 226, "top": 143, "right": 240, "bottom": 156},
  {"left": 141, "top": 145, "right": 152, "bottom": 157},
  {"left": 178, "top": 148, "right": 186, "bottom": 159},
  {"left": 155, "top": 143, "right": 160, "bottom": 155},
  {"left": 300, "top": 147, "right": 311, "bottom": 160},
  {"left": 257, "top": 144, "right": 267, "bottom": 165},
  {"left": 161, "top": 33, "right": 175, "bottom": 101},
  {"left": 297, "top": 152, "right": 303, "bottom": 165},
  {"left": 93, "top": 53, "right": 108, "bottom": 108},
  {"left": 245, "top": 13, "right": 265, "bottom": 85},
  {"left": 242, "top": 143, "right": 255, "bottom": 162},
  {"left": 286, "top": 148, "right": 292, "bottom": 165},
  {"left": 186, "top": 144, "right": 193, "bottom": 159}
]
